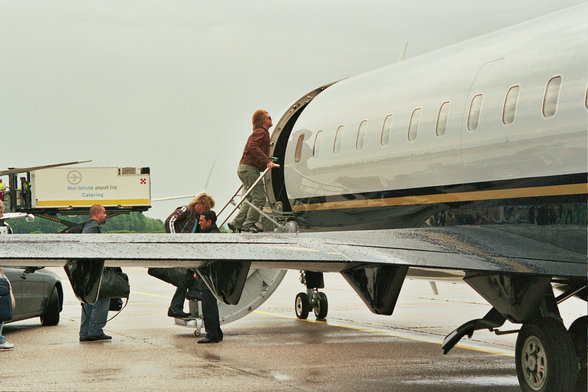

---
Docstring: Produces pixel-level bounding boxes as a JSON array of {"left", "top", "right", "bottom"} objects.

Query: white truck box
[{"left": 30, "top": 167, "right": 151, "bottom": 209}]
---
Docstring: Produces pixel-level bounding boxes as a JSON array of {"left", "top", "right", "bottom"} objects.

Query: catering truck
[
  {"left": 31, "top": 167, "right": 151, "bottom": 213},
  {"left": 7, "top": 166, "right": 151, "bottom": 215}
]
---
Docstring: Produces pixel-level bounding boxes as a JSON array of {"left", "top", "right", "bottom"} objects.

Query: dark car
[{"left": 3, "top": 267, "right": 63, "bottom": 326}]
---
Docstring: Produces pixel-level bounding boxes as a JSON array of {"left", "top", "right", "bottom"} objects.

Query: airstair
[
  {"left": 175, "top": 166, "right": 296, "bottom": 336},
  {"left": 217, "top": 167, "right": 298, "bottom": 233}
]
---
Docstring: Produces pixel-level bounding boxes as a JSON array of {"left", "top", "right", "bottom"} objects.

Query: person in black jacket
[
  {"left": 164, "top": 193, "right": 215, "bottom": 318},
  {"left": 79, "top": 204, "right": 112, "bottom": 342},
  {"left": 196, "top": 210, "right": 223, "bottom": 343}
]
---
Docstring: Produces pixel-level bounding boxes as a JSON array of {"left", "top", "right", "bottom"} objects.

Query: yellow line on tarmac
[
  {"left": 130, "top": 293, "right": 514, "bottom": 357},
  {"left": 253, "top": 309, "right": 514, "bottom": 358},
  {"left": 131, "top": 290, "right": 169, "bottom": 299}
]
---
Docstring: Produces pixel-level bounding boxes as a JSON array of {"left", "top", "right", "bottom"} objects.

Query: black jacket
[{"left": 201, "top": 223, "right": 220, "bottom": 233}]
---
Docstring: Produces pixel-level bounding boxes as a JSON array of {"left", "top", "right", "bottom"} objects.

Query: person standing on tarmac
[
  {"left": 0, "top": 201, "right": 15, "bottom": 350},
  {"left": 228, "top": 109, "right": 278, "bottom": 233},
  {"left": 79, "top": 204, "right": 112, "bottom": 342},
  {"left": 196, "top": 210, "right": 223, "bottom": 344}
]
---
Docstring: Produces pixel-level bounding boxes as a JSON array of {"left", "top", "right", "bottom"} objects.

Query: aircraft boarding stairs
[
  {"left": 217, "top": 167, "right": 298, "bottom": 234},
  {"left": 174, "top": 167, "right": 295, "bottom": 336}
]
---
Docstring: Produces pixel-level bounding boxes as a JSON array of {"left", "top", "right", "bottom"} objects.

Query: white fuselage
[{"left": 278, "top": 4, "right": 586, "bottom": 219}]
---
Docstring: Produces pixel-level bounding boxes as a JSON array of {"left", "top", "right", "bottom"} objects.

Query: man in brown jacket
[{"left": 229, "top": 109, "right": 278, "bottom": 233}]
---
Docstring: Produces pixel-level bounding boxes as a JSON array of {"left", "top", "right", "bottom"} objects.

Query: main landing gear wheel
[
  {"left": 295, "top": 292, "right": 311, "bottom": 319},
  {"left": 313, "top": 292, "right": 328, "bottom": 320},
  {"left": 568, "top": 316, "right": 587, "bottom": 392},
  {"left": 515, "top": 317, "right": 577, "bottom": 392}
]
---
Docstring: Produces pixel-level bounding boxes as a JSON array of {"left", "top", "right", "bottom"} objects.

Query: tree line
[{"left": 9, "top": 212, "right": 164, "bottom": 233}]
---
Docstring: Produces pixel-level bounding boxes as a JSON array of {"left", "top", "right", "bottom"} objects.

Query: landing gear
[
  {"left": 295, "top": 271, "right": 328, "bottom": 320},
  {"left": 515, "top": 317, "right": 577, "bottom": 392},
  {"left": 568, "top": 316, "right": 587, "bottom": 392},
  {"left": 294, "top": 289, "right": 329, "bottom": 320},
  {"left": 295, "top": 292, "right": 311, "bottom": 319},
  {"left": 314, "top": 292, "right": 328, "bottom": 320},
  {"left": 444, "top": 274, "right": 587, "bottom": 392}
]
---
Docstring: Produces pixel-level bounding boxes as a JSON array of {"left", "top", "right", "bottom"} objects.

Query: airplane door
[
  {"left": 461, "top": 58, "right": 506, "bottom": 172},
  {"left": 217, "top": 268, "right": 287, "bottom": 324}
]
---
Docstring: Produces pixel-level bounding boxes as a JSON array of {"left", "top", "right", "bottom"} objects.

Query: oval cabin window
[
  {"left": 313, "top": 130, "right": 322, "bottom": 158},
  {"left": 502, "top": 85, "right": 520, "bottom": 125},
  {"left": 436, "top": 101, "right": 450, "bottom": 136},
  {"left": 542, "top": 76, "right": 562, "bottom": 117},
  {"left": 333, "top": 125, "right": 344, "bottom": 154},
  {"left": 356, "top": 120, "right": 368, "bottom": 150},
  {"left": 468, "top": 94, "right": 483, "bottom": 131},
  {"left": 381, "top": 114, "right": 393, "bottom": 146},
  {"left": 294, "top": 134, "right": 304, "bottom": 163},
  {"left": 408, "top": 108, "right": 421, "bottom": 141}
]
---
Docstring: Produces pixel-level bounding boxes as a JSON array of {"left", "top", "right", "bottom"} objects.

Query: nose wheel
[
  {"left": 294, "top": 289, "right": 328, "bottom": 320},
  {"left": 295, "top": 292, "right": 311, "bottom": 319}
]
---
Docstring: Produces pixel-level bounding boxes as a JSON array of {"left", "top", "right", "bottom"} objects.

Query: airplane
[{"left": 0, "top": 4, "right": 586, "bottom": 392}]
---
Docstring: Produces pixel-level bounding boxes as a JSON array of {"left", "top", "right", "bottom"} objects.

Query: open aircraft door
[{"left": 217, "top": 268, "right": 287, "bottom": 324}]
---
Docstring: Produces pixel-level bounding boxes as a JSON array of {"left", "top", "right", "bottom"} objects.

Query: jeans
[
  {"left": 0, "top": 322, "right": 5, "bottom": 344},
  {"left": 80, "top": 298, "right": 110, "bottom": 338},
  {"left": 231, "top": 164, "right": 266, "bottom": 228}
]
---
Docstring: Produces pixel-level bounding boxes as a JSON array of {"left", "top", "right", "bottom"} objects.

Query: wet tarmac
[{"left": 1, "top": 268, "right": 584, "bottom": 391}]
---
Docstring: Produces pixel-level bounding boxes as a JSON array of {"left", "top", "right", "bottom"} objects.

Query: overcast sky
[{"left": 0, "top": 0, "right": 583, "bottom": 221}]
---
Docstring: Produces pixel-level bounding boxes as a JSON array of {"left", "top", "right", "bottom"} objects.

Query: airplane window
[
  {"left": 502, "top": 85, "right": 520, "bottom": 125},
  {"left": 333, "top": 125, "right": 344, "bottom": 154},
  {"left": 294, "top": 134, "right": 304, "bottom": 162},
  {"left": 436, "top": 101, "right": 450, "bottom": 136},
  {"left": 542, "top": 75, "right": 562, "bottom": 117},
  {"left": 380, "top": 114, "right": 393, "bottom": 146},
  {"left": 313, "top": 130, "right": 322, "bottom": 158},
  {"left": 408, "top": 108, "right": 421, "bottom": 141},
  {"left": 356, "top": 120, "right": 368, "bottom": 150},
  {"left": 468, "top": 94, "right": 483, "bottom": 131}
]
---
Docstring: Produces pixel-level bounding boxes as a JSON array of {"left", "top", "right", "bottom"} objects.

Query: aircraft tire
[
  {"left": 313, "top": 292, "right": 328, "bottom": 320},
  {"left": 515, "top": 317, "right": 577, "bottom": 392},
  {"left": 295, "top": 292, "right": 310, "bottom": 319},
  {"left": 568, "top": 316, "right": 587, "bottom": 392},
  {"left": 40, "top": 286, "right": 61, "bottom": 326}
]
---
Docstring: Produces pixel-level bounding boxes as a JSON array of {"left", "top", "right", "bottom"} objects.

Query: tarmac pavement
[{"left": 0, "top": 267, "right": 584, "bottom": 392}]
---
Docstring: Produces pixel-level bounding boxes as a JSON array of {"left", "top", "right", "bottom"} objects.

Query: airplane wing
[
  {"left": 0, "top": 226, "right": 584, "bottom": 310},
  {"left": 0, "top": 226, "right": 583, "bottom": 274}
]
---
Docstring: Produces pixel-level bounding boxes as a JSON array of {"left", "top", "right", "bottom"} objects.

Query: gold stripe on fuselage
[{"left": 292, "top": 183, "right": 587, "bottom": 212}]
